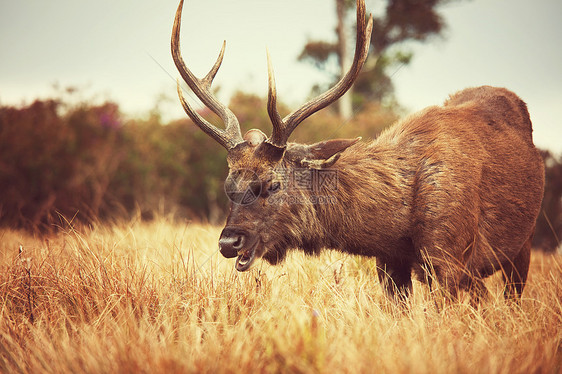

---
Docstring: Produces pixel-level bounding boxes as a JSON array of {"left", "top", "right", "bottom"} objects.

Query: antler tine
[
  {"left": 176, "top": 80, "right": 228, "bottom": 147},
  {"left": 268, "top": 0, "right": 374, "bottom": 147},
  {"left": 266, "top": 49, "right": 286, "bottom": 147},
  {"left": 171, "top": 0, "right": 243, "bottom": 150}
]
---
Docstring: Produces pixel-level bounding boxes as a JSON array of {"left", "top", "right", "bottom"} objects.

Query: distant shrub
[
  {"left": 0, "top": 99, "right": 125, "bottom": 231},
  {"left": 534, "top": 150, "right": 562, "bottom": 252},
  {"left": 0, "top": 98, "right": 230, "bottom": 231}
]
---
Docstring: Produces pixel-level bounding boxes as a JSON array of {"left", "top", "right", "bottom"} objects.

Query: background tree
[
  {"left": 299, "top": 0, "right": 462, "bottom": 114},
  {"left": 534, "top": 150, "right": 562, "bottom": 252}
]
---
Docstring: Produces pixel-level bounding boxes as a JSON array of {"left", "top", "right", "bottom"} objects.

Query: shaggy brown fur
[{"left": 221, "top": 86, "right": 544, "bottom": 302}]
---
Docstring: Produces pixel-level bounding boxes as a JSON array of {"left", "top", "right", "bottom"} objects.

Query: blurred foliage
[
  {"left": 0, "top": 95, "right": 227, "bottom": 231},
  {"left": 534, "top": 150, "right": 562, "bottom": 252},
  {"left": 0, "top": 99, "right": 124, "bottom": 231}
]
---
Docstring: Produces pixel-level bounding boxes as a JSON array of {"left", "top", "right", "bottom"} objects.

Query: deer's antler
[
  {"left": 267, "top": 0, "right": 373, "bottom": 147},
  {"left": 171, "top": 0, "right": 243, "bottom": 150}
]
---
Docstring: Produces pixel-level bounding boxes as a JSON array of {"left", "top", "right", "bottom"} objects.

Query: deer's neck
[{"left": 313, "top": 142, "right": 415, "bottom": 255}]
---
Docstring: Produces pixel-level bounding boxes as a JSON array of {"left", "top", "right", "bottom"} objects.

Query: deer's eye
[{"left": 267, "top": 181, "right": 281, "bottom": 194}]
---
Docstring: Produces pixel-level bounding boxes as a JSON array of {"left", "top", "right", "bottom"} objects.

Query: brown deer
[{"left": 171, "top": 0, "right": 544, "bottom": 302}]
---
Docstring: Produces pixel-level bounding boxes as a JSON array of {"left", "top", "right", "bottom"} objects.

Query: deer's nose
[{"left": 219, "top": 228, "right": 246, "bottom": 258}]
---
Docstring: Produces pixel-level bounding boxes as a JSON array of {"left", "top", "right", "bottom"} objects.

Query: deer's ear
[
  {"left": 306, "top": 137, "right": 361, "bottom": 159},
  {"left": 287, "top": 137, "right": 360, "bottom": 169}
]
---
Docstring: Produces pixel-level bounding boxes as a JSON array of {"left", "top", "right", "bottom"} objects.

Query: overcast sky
[{"left": 1, "top": 0, "right": 561, "bottom": 153}]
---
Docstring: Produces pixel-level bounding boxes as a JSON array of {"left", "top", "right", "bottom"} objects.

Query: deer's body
[
  {"left": 273, "top": 86, "right": 544, "bottom": 299},
  {"left": 171, "top": 0, "right": 544, "bottom": 301}
]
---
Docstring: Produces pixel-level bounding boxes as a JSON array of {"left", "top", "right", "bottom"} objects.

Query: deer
[{"left": 171, "top": 0, "right": 545, "bottom": 303}]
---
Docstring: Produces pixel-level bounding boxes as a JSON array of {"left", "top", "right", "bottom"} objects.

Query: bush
[
  {"left": 0, "top": 98, "right": 231, "bottom": 231},
  {"left": 534, "top": 150, "right": 562, "bottom": 252},
  {"left": 0, "top": 99, "right": 125, "bottom": 231}
]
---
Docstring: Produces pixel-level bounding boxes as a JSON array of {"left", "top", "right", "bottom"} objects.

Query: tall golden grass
[{"left": 1, "top": 217, "right": 561, "bottom": 373}]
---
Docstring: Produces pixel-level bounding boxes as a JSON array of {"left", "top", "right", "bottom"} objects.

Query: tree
[
  {"left": 299, "top": 0, "right": 462, "bottom": 113},
  {"left": 336, "top": 0, "right": 353, "bottom": 119},
  {"left": 534, "top": 150, "right": 562, "bottom": 252}
]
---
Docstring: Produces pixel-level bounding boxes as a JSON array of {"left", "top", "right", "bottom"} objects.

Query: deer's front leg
[{"left": 376, "top": 258, "right": 413, "bottom": 303}]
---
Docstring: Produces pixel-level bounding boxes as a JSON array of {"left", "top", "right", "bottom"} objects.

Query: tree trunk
[{"left": 336, "top": 0, "right": 352, "bottom": 119}]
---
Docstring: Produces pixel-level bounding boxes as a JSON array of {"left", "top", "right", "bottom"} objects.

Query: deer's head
[{"left": 171, "top": 0, "right": 373, "bottom": 271}]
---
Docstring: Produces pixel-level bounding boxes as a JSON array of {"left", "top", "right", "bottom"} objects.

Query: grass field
[{"left": 1, "top": 217, "right": 561, "bottom": 373}]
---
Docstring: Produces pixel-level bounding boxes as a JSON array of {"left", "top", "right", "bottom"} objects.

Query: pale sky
[{"left": 1, "top": 0, "right": 561, "bottom": 153}]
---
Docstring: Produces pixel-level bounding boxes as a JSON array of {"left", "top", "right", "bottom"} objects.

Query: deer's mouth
[{"left": 235, "top": 241, "right": 258, "bottom": 272}]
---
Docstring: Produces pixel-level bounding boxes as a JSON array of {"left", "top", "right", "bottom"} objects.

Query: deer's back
[
  {"left": 382, "top": 86, "right": 544, "bottom": 271},
  {"left": 444, "top": 85, "right": 534, "bottom": 142}
]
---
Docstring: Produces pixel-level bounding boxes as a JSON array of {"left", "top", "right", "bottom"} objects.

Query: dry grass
[{"left": 1, "top": 217, "right": 561, "bottom": 373}]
